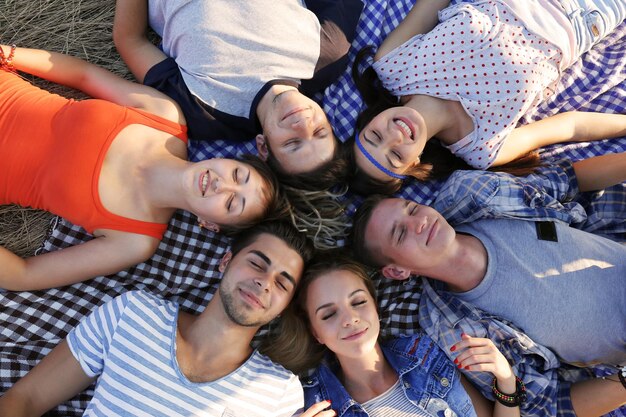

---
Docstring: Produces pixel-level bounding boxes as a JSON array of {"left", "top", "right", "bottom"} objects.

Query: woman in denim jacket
[{"left": 262, "top": 252, "right": 524, "bottom": 417}]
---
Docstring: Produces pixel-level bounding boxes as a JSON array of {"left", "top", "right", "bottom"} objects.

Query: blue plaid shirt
[
  {"left": 434, "top": 159, "right": 626, "bottom": 242},
  {"left": 415, "top": 159, "right": 626, "bottom": 416}
]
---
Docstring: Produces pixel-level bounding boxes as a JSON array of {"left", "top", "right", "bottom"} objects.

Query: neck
[
  {"left": 337, "top": 344, "right": 397, "bottom": 403},
  {"left": 255, "top": 84, "right": 298, "bottom": 126},
  {"left": 414, "top": 233, "right": 487, "bottom": 292},
  {"left": 176, "top": 296, "right": 258, "bottom": 382},
  {"left": 141, "top": 156, "right": 192, "bottom": 211},
  {"left": 404, "top": 95, "right": 472, "bottom": 145}
]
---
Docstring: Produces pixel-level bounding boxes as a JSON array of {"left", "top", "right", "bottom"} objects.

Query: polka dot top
[{"left": 372, "top": 0, "right": 563, "bottom": 168}]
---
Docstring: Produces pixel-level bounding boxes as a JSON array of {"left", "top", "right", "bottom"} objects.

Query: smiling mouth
[
  {"left": 239, "top": 288, "right": 264, "bottom": 309},
  {"left": 342, "top": 328, "right": 368, "bottom": 341},
  {"left": 200, "top": 170, "right": 210, "bottom": 196},
  {"left": 395, "top": 118, "right": 414, "bottom": 140},
  {"left": 282, "top": 107, "right": 308, "bottom": 122}
]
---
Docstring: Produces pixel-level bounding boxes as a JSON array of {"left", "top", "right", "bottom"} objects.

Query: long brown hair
[
  {"left": 259, "top": 250, "right": 377, "bottom": 375},
  {"left": 348, "top": 46, "right": 542, "bottom": 196}
]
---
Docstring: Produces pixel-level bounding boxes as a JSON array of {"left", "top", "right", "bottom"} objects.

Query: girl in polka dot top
[{"left": 349, "top": 0, "right": 626, "bottom": 194}]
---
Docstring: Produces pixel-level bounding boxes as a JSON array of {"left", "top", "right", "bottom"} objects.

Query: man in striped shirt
[{"left": 0, "top": 221, "right": 321, "bottom": 417}]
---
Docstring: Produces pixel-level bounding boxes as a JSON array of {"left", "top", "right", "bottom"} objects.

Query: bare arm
[
  {"left": 1, "top": 44, "right": 183, "bottom": 124},
  {"left": 375, "top": 0, "right": 450, "bottom": 61},
  {"left": 0, "top": 231, "right": 158, "bottom": 291},
  {"left": 495, "top": 111, "right": 626, "bottom": 166},
  {"left": 572, "top": 151, "right": 626, "bottom": 192},
  {"left": 0, "top": 341, "right": 95, "bottom": 417},
  {"left": 113, "top": 0, "right": 167, "bottom": 83},
  {"left": 570, "top": 376, "right": 626, "bottom": 416},
  {"left": 453, "top": 334, "right": 520, "bottom": 417}
]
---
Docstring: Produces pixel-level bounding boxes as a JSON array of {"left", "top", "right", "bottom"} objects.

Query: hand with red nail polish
[
  {"left": 298, "top": 400, "right": 336, "bottom": 416},
  {"left": 450, "top": 333, "right": 514, "bottom": 388}
]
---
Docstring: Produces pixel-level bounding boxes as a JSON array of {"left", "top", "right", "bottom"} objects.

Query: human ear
[
  {"left": 218, "top": 251, "right": 233, "bottom": 273},
  {"left": 198, "top": 218, "right": 220, "bottom": 233},
  {"left": 381, "top": 264, "right": 411, "bottom": 281},
  {"left": 255, "top": 134, "right": 269, "bottom": 161}
]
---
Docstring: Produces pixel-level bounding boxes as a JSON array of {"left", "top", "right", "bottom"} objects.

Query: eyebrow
[
  {"left": 314, "top": 289, "right": 366, "bottom": 314},
  {"left": 249, "top": 250, "right": 296, "bottom": 288}
]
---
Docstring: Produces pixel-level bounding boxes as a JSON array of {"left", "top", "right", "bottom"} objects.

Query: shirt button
[
  {"left": 440, "top": 377, "right": 450, "bottom": 387},
  {"left": 444, "top": 409, "right": 453, "bottom": 417},
  {"left": 403, "top": 381, "right": 411, "bottom": 388}
]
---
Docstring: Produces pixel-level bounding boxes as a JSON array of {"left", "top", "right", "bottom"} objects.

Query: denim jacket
[{"left": 302, "top": 333, "right": 477, "bottom": 417}]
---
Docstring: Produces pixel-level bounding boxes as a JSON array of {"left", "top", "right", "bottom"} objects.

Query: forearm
[
  {"left": 0, "top": 245, "right": 28, "bottom": 291},
  {"left": 1, "top": 43, "right": 178, "bottom": 115},
  {"left": 570, "top": 376, "right": 626, "bottom": 416},
  {"left": 0, "top": 391, "right": 38, "bottom": 417},
  {"left": 490, "top": 372, "right": 520, "bottom": 417},
  {"left": 376, "top": 0, "right": 450, "bottom": 61},
  {"left": 573, "top": 152, "right": 626, "bottom": 192},
  {"left": 1, "top": 44, "right": 105, "bottom": 95},
  {"left": 113, "top": 0, "right": 165, "bottom": 82},
  {"left": 567, "top": 111, "right": 626, "bottom": 143}
]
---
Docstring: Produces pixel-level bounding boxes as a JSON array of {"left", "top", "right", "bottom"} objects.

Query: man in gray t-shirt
[
  {"left": 113, "top": 0, "right": 362, "bottom": 190},
  {"left": 352, "top": 196, "right": 626, "bottom": 368}
]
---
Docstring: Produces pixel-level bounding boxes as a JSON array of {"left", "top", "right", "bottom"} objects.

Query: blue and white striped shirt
[{"left": 67, "top": 291, "right": 303, "bottom": 416}]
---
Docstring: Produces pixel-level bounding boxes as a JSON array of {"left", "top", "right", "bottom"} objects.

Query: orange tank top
[{"left": 0, "top": 70, "right": 188, "bottom": 239}]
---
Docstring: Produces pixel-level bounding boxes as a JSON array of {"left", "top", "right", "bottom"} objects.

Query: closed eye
[
  {"left": 226, "top": 193, "right": 235, "bottom": 211},
  {"left": 321, "top": 311, "right": 336, "bottom": 320},
  {"left": 397, "top": 226, "right": 406, "bottom": 245},
  {"left": 232, "top": 168, "right": 240, "bottom": 184},
  {"left": 314, "top": 127, "right": 328, "bottom": 138}
]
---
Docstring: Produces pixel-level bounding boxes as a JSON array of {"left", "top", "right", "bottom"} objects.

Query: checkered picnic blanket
[{"left": 1, "top": 1, "right": 625, "bottom": 415}]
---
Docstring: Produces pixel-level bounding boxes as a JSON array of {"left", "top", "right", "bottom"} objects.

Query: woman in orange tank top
[{"left": 0, "top": 44, "right": 282, "bottom": 291}]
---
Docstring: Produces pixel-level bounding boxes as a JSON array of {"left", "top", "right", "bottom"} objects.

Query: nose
[
  {"left": 212, "top": 176, "right": 238, "bottom": 193},
  {"left": 408, "top": 215, "right": 427, "bottom": 235},
  {"left": 290, "top": 113, "right": 314, "bottom": 136},
  {"left": 254, "top": 274, "right": 271, "bottom": 293},
  {"left": 342, "top": 310, "right": 360, "bottom": 327}
]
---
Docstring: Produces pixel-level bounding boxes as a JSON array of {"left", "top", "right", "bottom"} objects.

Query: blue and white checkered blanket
[{"left": 1, "top": 1, "right": 625, "bottom": 415}]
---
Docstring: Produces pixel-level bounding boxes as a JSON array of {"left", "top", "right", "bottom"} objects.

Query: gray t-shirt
[
  {"left": 148, "top": 0, "right": 321, "bottom": 120},
  {"left": 455, "top": 218, "right": 626, "bottom": 366}
]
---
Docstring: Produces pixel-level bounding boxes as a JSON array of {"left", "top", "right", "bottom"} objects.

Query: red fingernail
[
  {"left": 465, "top": 365, "right": 471, "bottom": 370},
  {"left": 450, "top": 345, "right": 456, "bottom": 352},
  {"left": 461, "top": 333, "right": 467, "bottom": 337},
  {"left": 453, "top": 358, "right": 458, "bottom": 364},
  {"left": 327, "top": 400, "right": 332, "bottom": 404}
]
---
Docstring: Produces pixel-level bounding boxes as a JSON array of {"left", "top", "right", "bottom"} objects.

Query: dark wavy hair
[
  {"left": 216, "top": 154, "right": 290, "bottom": 235},
  {"left": 349, "top": 195, "right": 389, "bottom": 268},
  {"left": 265, "top": 134, "right": 350, "bottom": 191},
  {"left": 347, "top": 46, "right": 541, "bottom": 196},
  {"left": 230, "top": 220, "right": 315, "bottom": 265},
  {"left": 259, "top": 249, "right": 377, "bottom": 375}
]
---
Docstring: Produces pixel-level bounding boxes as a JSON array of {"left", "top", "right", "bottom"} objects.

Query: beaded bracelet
[
  {"left": 491, "top": 376, "right": 526, "bottom": 407},
  {"left": 0, "top": 44, "right": 16, "bottom": 72}
]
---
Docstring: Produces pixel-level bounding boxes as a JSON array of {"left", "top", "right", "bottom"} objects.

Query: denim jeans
[{"left": 557, "top": 0, "right": 626, "bottom": 57}]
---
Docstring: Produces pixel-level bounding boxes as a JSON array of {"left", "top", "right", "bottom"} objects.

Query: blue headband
[{"left": 355, "top": 129, "right": 407, "bottom": 180}]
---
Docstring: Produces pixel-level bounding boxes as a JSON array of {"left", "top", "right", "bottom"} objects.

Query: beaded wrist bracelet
[
  {"left": 491, "top": 376, "right": 527, "bottom": 407},
  {"left": 0, "top": 44, "right": 16, "bottom": 72}
]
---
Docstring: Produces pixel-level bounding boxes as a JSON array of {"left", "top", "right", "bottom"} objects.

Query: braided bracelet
[
  {"left": 0, "top": 44, "right": 16, "bottom": 72},
  {"left": 491, "top": 376, "right": 526, "bottom": 407}
]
